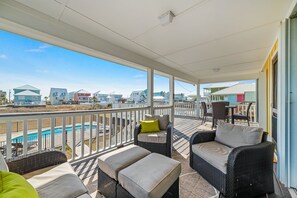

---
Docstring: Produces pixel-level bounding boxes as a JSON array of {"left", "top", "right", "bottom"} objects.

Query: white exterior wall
[{"left": 258, "top": 71, "right": 267, "bottom": 131}]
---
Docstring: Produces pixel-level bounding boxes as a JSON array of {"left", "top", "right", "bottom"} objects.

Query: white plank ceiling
[{"left": 15, "top": 0, "right": 293, "bottom": 82}]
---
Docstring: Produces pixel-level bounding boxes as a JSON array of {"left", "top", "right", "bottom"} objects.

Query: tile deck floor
[{"left": 71, "top": 117, "right": 288, "bottom": 198}]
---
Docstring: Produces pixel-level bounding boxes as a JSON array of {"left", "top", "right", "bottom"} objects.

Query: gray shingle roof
[
  {"left": 14, "top": 84, "right": 39, "bottom": 91},
  {"left": 211, "top": 83, "right": 255, "bottom": 95},
  {"left": 14, "top": 90, "right": 40, "bottom": 96}
]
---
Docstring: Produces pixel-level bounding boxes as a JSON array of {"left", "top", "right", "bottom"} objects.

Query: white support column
[
  {"left": 196, "top": 82, "right": 201, "bottom": 118},
  {"left": 147, "top": 68, "right": 154, "bottom": 114},
  {"left": 169, "top": 75, "right": 175, "bottom": 122},
  {"left": 169, "top": 75, "right": 174, "bottom": 156}
]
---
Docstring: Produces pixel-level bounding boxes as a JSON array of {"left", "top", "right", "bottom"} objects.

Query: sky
[{"left": 0, "top": 30, "right": 254, "bottom": 99}]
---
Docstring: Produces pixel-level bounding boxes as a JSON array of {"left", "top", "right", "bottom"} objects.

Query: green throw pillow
[
  {"left": 140, "top": 119, "right": 160, "bottom": 133},
  {"left": 0, "top": 171, "right": 39, "bottom": 198}
]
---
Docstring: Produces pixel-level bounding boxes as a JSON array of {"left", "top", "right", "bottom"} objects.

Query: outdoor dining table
[{"left": 226, "top": 105, "right": 237, "bottom": 124}]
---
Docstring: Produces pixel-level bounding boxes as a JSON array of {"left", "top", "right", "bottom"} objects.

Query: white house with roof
[
  {"left": 49, "top": 88, "right": 68, "bottom": 105},
  {"left": 108, "top": 93, "right": 123, "bottom": 103},
  {"left": 93, "top": 91, "right": 108, "bottom": 102},
  {"left": 129, "top": 90, "right": 147, "bottom": 103},
  {"left": 211, "top": 83, "right": 256, "bottom": 104},
  {"left": 13, "top": 84, "right": 42, "bottom": 106}
]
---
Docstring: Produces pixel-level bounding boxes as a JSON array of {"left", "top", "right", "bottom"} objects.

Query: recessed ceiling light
[
  {"left": 158, "top": 11, "right": 175, "bottom": 26},
  {"left": 213, "top": 68, "right": 220, "bottom": 73}
]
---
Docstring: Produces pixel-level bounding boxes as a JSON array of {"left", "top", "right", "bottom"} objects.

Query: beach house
[
  {"left": 49, "top": 88, "right": 68, "bottom": 105},
  {"left": 211, "top": 83, "right": 256, "bottom": 104},
  {"left": 13, "top": 84, "right": 42, "bottom": 106},
  {"left": 129, "top": 90, "right": 147, "bottom": 103},
  {"left": 74, "top": 89, "right": 91, "bottom": 103},
  {"left": 107, "top": 93, "right": 123, "bottom": 103},
  {"left": 93, "top": 91, "right": 108, "bottom": 103}
]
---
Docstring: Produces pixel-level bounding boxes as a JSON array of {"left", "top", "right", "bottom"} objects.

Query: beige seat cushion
[
  {"left": 192, "top": 141, "right": 233, "bottom": 174},
  {"left": 215, "top": 121, "right": 263, "bottom": 148},
  {"left": 145, "top": 114, "right": 169, "bottom": 130},
  {"left": 98, "top": 145, "right": 150, "bottom": 180},
  {"left": 118, "top": 153, "right": 181, "bottom": 198},
  {"left": 26, "top": 162, "right": 88, "bottom": 198},
  {"left": 138, "top": 131, "right": 167, "bottom": 143}
]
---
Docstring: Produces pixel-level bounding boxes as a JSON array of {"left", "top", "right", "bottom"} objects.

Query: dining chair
[
  {"left": 233, "top": 102, "right": 253, "bottom": 126},
  {"left": 211, "top": 101, "right": 229, "bottom": 128},
  {"left": 201, "top": 102, "right": 212, "bottom": 124}
]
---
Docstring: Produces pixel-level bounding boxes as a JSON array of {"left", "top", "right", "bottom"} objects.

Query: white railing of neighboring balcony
[{"left": 0, "top": 106, "right": 174, "bottom": 161}]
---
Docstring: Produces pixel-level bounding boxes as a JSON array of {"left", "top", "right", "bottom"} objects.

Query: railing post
[
  {"left": 196, "top": 82, "right": 201, "bottom": 118},
  {"left": 37, "top": 118, "right": 42, "bottom": 151},
  {"left": 6, "top": 121, "right": 12, "bottom": 159}
]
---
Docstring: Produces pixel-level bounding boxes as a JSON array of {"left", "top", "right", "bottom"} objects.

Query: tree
[
  {"left": 92, "top": 96, "right": 98, "bottom": 103},
  {"left": 1, "top": 96, "right": 7, "bottom": 105}
]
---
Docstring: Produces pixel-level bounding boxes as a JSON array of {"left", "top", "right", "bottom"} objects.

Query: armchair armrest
[
  {"left": 134, "top": 124, "right": 141, "bottom": 145},
  {"left": 226, "top": 142, "right": 275, "bottom": 197},
  {"left": 190, "top": 130, "right": 216, "bottom": 146},
  {"left": 166, "top": 122, "right": 172, "bottom": 157},
  {"left": 6, "top": 150, "right": 67, "bottom": 175}
]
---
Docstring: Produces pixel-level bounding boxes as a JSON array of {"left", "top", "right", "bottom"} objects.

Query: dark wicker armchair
[
  {"left": 190, "top": 130, "right": 275, "bottom": 198},
  {"left": 6, "top": 150, "right": 67, "bottom": 175},
  {"left": 134, "top": 122, "right": 172, "bottom": 157}
]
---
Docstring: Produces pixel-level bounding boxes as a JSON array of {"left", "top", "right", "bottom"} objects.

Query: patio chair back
[
  {"left": 212, "top": 102, "right": 229, "bottom": 120},
  {"left": 246, "top": 102, "right": 253, "bottom": 116},
  {"left": 201, "top": 102, "right": 207, "bottom": 116},
  {"left": 224, "top": 101, "right": 230, "bottom": 116}
]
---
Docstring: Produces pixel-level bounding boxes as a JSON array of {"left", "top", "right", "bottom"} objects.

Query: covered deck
[
  {"left": 0, "top": 0, "right": 297, "bottom": 197},
  {"left": 71, "top": 117, "right": 289, "bottom": 198}
]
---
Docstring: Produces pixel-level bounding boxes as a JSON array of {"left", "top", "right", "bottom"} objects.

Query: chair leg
[{"left": 247, "top": 119, "right": 250, "bottom": 126}]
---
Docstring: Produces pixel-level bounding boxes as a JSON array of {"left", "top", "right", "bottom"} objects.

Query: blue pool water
[{"left": 12, "top": 125, "right": 96, "bottom": 143}]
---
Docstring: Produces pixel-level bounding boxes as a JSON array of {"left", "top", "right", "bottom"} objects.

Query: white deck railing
[
  {"left": 173, "top": 102, "right": 257, "bottom": 122},
  {"left": 235, "top": 103, "right": 257, "bottom": 123},
  {"left": 0, "top": 106, "right": 173, "bottom": 161},
  {"left": 174, "top": 102, "right": 198, "bottom": 117}
]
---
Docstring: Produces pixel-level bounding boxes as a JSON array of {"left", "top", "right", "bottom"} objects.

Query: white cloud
[
  {"left": 25, "top": 43, "right": 52, "bottom": 53},
  {"left": 0, "top": 54, "right": 7, "bottom": 59}
]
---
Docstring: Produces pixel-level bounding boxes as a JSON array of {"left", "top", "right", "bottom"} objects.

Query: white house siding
[{"left": 49, "top": 88, "right": 68, "bottom": 105}]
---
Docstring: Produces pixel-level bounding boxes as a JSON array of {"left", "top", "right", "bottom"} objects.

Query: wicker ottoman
[
  {"left": 117, "top": 153, "right": 181, "bottom": 198},
  {"left": 98, "top": 145, "right": 151, "bottom": 198}
]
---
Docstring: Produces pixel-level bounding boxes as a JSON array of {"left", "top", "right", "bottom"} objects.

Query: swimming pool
[{"left": 12, "top": 125, "right": 96, "bottom": 143}]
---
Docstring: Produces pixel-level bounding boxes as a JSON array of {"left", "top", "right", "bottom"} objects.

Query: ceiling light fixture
[
  {"left": 158, "top": 11, "right": 175, "bottom": 26},
  {"left": 213, "top": 68, "right": 220, "bottom": 73}
]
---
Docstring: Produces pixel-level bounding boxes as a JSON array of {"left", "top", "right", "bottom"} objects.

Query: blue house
[{"left": 13, "top": 84, "right": 42, "bottom": 106}]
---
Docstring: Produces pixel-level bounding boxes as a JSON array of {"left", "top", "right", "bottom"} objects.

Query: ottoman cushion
[
  {"left": 118, "top": 153, "right": 181, "bottom": 198},
  {"left": 98, "top": 145, "right": 150, "bottom": 180}
]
